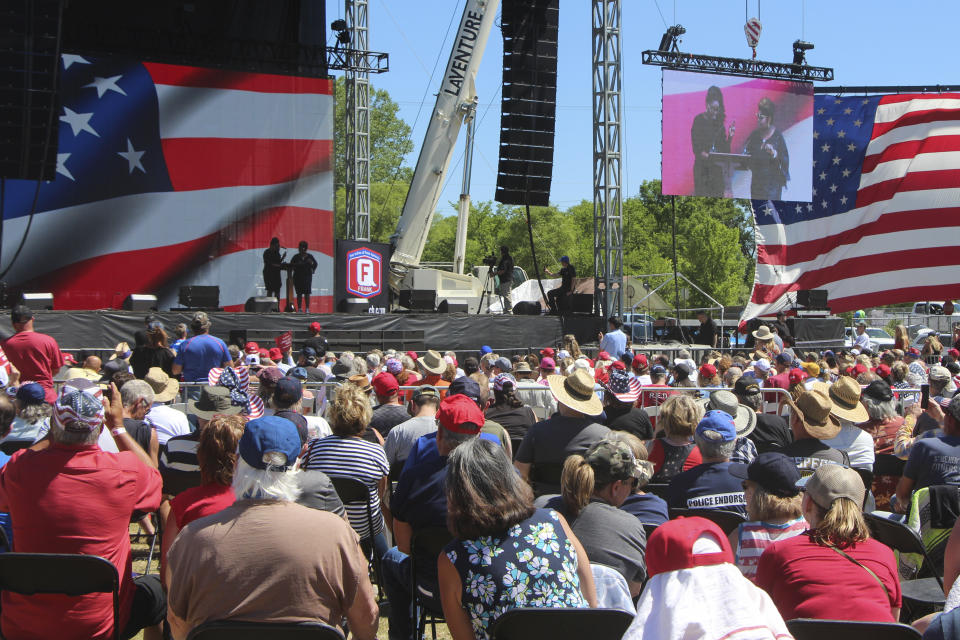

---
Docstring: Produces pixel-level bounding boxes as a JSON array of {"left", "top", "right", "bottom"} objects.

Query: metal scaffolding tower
[
  {"left": 345, "top": 0, "right": 371, "bottom": 241},
  {"left": 592, "top": 0, "right": 623, "bottom": 319}
]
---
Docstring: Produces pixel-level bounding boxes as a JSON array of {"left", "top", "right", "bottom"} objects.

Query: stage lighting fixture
[
  {"left": 792, "top": 40, "right": 814, "bottom": 66},
  {"left": 658, "top": 25, "right": 686, "bottom": 53},
  {"left": 331, "top": 19, "right": 350, "bottom": 46}
]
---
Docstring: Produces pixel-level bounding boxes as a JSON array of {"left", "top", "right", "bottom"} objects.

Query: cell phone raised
[{"left": 921, "top": 383, "right": 930, "bottom": 410}]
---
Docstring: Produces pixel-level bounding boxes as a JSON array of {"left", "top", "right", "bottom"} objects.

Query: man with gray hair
[
  {"left": 0, "top": 379, "right": 164, "bottom": 639},
  {"left": 166, "top": 415, "right": 378, "bottom": 639},
  {"left": 666, "top": 410, "right": 746, "bottom": 514},
  {"left": 894, "top": 394, "right": 960, "bottom": 513},
  {"left": 121, "top": 378, "right": 160, "bottom": 466}
]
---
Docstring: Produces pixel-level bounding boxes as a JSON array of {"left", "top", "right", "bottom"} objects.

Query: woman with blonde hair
[
  {"left": 562, "top": 333, "right": 582, "bottom": 359},
  {"left": 756, "top": 464, "right": 901, "bottom": 622},
  {"left": 728, "top": 452, "right": 805, "bottom": 581},
  {"left": 923, "top": 333, "right": 944, "bottom": 358},
  {"left": 302, "top": 383, "right": 389, "bottom": 558},
  {"left": 558, "top": 438, "right": 651, "bottom": 596},
  {"left": 894, "top": 324, "right": 910, "bottom": 351},
  {"left": 647, "top": 394, "right": 704, "bottom": 482}
]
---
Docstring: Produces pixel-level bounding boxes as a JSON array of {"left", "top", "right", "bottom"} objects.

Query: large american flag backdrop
[
  {"left": 742, "top": 93, "right": 960, "bottom": 322},
  {"left": 0, "top": 54, "right": 334, "bottom": 311}
]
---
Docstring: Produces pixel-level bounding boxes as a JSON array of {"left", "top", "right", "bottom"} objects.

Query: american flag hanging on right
[{"left": 741, "top": 93, "right": 960, "bottom": 323}]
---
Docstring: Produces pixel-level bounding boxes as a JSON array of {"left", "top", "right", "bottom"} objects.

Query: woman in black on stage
[
  {"left": 290, "top": 240, "right": 318, "bottom": 313},
  {"left": 262, "top": 237, "right": 284, "bottom": 308},
  {"left": 744, "top": 97, "right": 790, "bottom": 200},
  {"left": 691, "top": 85, "right": 735, "bottom": 197}
]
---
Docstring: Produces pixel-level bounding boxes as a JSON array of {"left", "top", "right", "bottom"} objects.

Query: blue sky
[{"left": 325, "top": 0, "right": 959, "bottom": 213}]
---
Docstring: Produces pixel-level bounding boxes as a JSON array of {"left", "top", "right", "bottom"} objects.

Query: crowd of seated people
[{"left": 0, "top": 306, "right": 958, "bottom": 639}]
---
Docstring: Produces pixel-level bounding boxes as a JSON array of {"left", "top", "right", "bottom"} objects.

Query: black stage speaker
[
  {"left": 437, "top": 299, "right": 469, "bottom": 314},
  {"left": 566, "top": 293, "right": 593, "bottom": 314},
  {"left": 494, "top": 0, "right": 559, "bottom": 207},
  {"left": 788, "top": 317, "right": 845, "bottom": 343},
  {"left": 179, "top": 285, "right": 219, "bottom": 309},
  {"left": 0, "top": 0, "right": 62, "bottom": 181},
  {"left": 244, "top": 296, "right": 278, "bottom": 312},
  {"left": 513, "top": 300, "right": 542, "bottom": 315},
  {"left": 19, "top": 292, "right": 54, "bottom": 310},
  {"left": 796, "top": 289, "right": 829, "bottom": 308},
  {"left": 122, "top": 294, "right": 158, "bottom": 311}
]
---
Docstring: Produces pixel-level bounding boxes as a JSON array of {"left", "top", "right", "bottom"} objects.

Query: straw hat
[
  {"left": 785, "top": 388, "right": 841, "bottom": 439},
  {"left": 752, "top": 326, "right": 774, "bottom": 341},
  {"left": 547, "top": 369, "right": 603, "bottom": 416},
  {"left": 417, "top": 349, "right": 447, "bottom": 375},
  {"left": 817, "top": 378, "right": 869, "bottom": 423},
  {"left": 144, "top": 367, "right": 180, "bottom": 403}
]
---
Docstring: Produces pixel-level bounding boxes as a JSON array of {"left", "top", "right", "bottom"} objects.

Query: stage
[{"left": 3, "top": 310, "right": 606, "bottom": 354}]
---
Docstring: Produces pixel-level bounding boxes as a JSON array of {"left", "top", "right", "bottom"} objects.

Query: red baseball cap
[
  {"left": 258, "top": 348, "right": 270, "bottom": 358},
  {"left": 598, "top": 351, "right": 611, "bottom": 362},
  {"left": 875, "top": 363, "right": 892, "bottom": 378},
  {"left": 244, "top": 341, "right": 259, "bottom": 354},
  {"left": 540, "top": 347, "right": 556, "bottom": 358},
  {"left": 949, "top": 348, "right": 960, "bottom": 359},
  {"left": 269, "top": 347, "right": 283, "bottom": 361},
  {"left": 436, "top": 394, "right": 484, "bottom": 434},
  {"left": 610, "top": 361, "right": 626, "bottom": 371},
  {"left": 699, "top": 363, "right": 717, "bottom": 378},
  {"left": 372, "top": 372, "right": 399, "bottom": 397},
  {"left": 646, "top": 517, "right": 733, "bottom": 578},
  {"left": 788, "top": 368, "right": 806, "bottom": 386},
  {"left": 309, "top": 321, "right": 322, "bottom": 333},
  {"left": 406, "top": 350, "right": 419, "bottom": 361},
  {"left": 632, "top": 353, "right": 648, "bottom": 369}
]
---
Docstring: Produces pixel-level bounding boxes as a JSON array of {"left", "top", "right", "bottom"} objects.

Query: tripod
[{"left": 476, "top": 266, "right": 500, "bottom": 315}]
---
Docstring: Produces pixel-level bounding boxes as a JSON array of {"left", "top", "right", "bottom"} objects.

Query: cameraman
[{"left": 496, "top": 245, "right": 514, "bottom": 313}]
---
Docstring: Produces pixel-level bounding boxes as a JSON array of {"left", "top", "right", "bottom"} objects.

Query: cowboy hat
[
  {"left": 702, "top": 390, "right": 757, "bottom": 438},
  {"left": 752, "top": 325, "right": 774, "bottom": 341},
  {"left": 144, "top": 367, "right": 180, "bottom": 403},
  {"left": 548, "top": 369, "right": 603, "bottom": 416},
  {"left": 417, "top": 350, "right": 447, "bottom": 375},
  {"left": 816, "top": 378, "right": 869, "bottom": 424},
  {"left": 784, "top": 388, "right": 841, "bottom": 440}
]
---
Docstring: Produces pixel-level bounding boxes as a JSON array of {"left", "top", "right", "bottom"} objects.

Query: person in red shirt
[
  {"left": 755, "top": 464, "right": 901, "bottom": 623},
  {"left": 2, "top": 305, "right": 64, "bottom": 403},
  {"left": 0, "top": 379, "right": 164, "bottom": 640}
]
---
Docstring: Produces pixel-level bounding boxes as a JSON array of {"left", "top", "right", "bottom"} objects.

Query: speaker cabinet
[
  {"left": 122, "top": 294, "right": 158, "bottom": 311},
  {"left": 20, "top": 292, "right": 54, "bottom": 310},
  {"left": 513, "top": 300, "right": 542, "bottom": 315},
  {"left": 179, "top": 286, "right": 219, "bottom": 309},
  {"left": 437, "top": 299, "right": 469, "bottom": 314},
  {"left": 244, "top": 296, "right": 278, "bottom": 312}
]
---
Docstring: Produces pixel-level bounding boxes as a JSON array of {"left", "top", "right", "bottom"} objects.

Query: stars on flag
[
  {"left": 60, "top": 107, "right": 99, "bottom": 137},
  {"left": 118, "top": 139, "right": 146, "bottom": 174},
  {"left": 84, "top": 75, "right": 126, "bottom": 98},
  {"left": 56, "top": 153, "right": 74, "bottom": 181}
]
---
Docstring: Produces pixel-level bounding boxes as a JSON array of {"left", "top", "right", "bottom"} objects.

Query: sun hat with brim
[
  {"left": 65, "top": 367, "right": 101, "bottom": 381},
  {"left": 548, "top": 369, "right": 603, "bottom": 416},
  {"left": 188, "top": 385, "right": 243, "bottom": 419},
  {"left": 145, "top": 367, "right": 180, "bottom": 403},
  {"left": 604, "top": 367, "right": 642, "bottom": 404},
  {"left": 417, "top": 349, "right": 447, "bottom": 375},
  {"left": 818, "top": 378, "right": 869, "bottom": 423},
  {"left": 702, "top": 389, "right": 757, "bottom": 438},
  {"left": 784, "top": 388, "right": 841, "bottom": 439},
  {"left": 752, "top": 325, "right": 774, "bottom": 341},
  {"left": 348, "top": 374, "right": 373, "bottom": 393},
  {"left": 514, "top": 361, "right": 532, "bottom": 373},
  {"left": 804, "top": 463, "right": 865, "bottom": 510}
]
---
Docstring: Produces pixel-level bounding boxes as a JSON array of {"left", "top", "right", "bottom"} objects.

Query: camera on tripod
[{"left": 482, "top": 254, "right": 497, "bottom": 269}]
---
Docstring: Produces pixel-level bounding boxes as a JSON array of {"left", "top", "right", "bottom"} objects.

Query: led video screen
[{"left": 662, "top": 70, "right": 813, "bottom": 201}]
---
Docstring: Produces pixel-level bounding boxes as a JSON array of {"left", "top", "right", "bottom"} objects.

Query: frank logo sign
[{"left": 346, "top": 248, "right": 382, "bottom": 298}]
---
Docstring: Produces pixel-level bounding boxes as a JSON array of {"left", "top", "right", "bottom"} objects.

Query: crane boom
[{"left": 390, "top": 0, "right": 500, "bottom": 269}]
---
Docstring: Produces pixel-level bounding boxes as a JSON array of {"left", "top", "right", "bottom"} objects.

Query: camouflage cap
[{"left": 585, "top": 438, "right": 650, "bottom": 484}]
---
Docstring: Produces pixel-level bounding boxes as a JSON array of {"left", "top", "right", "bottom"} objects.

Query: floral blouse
[{"left": 445, "top": 508, "right": 588, "bottom": 639}]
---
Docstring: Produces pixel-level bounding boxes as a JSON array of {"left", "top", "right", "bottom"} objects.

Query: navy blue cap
[
  {"left": 651, "top": 364, "right": 667, "bottom": 375},
  {"left": 301, "top": 346, "right": 317, "bottom": 358},
  {"left": 15, "top": 382, "right": 46, "bottom": 405},
  {"left": 273, "top": 377, "right": 303, "bottom": 405},
  {"left": 448, "top": 376, "right": 481, "bottom": 402},
  {"left": 775, "top": 353, "right": 792, "bottom": 365},
  {"left": 288, "top": 366, "right": 308, "bottom": 380},
  {"left": 560, "top": 255, "right": 570, "bottom": 263},
  {"left": 239, "top": 415, "right": 302, "bottom": 470},
  {"left": 729, "top": 452, "right": 801, "bottom": 498}
]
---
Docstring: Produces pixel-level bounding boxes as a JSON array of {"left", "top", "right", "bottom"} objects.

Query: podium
[{"left": 707, "top": 152, "right": 751, "bottom": 198}]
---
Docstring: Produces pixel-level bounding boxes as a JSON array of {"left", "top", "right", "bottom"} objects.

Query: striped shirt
[
  {"left": 734, "top": 517, "right": 807, "bottom": 581},
  {"left": 302, "top": 435, "right": 388, "bottom": 540}
]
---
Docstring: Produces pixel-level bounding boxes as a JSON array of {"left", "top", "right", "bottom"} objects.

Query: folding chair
[
  {"left": 410, "top": 526, "right": 453, "bottom": 640},
  {"left": 668, "top": 507, "right": 746, "bottom": 535},
  {"left": 530, "top": 462, "right": 564, "bottom": 497},
  {"left": 330, "top": 476, "right": 384, "bottom": 599},
  {"left": 786, "top": 618, "right": 921, "bottom": 640},
  {"left": 0, "top": 553, "right": 121, "bottom": 640},
  {"left": 864, "top": 512, "right": 945, "bottom": 611},
  {"left": 489, "top": 607, "right": 635, "bottom": 640},
  {"left": 186, "top": 620, "right": 345, "bottom": 639}
]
